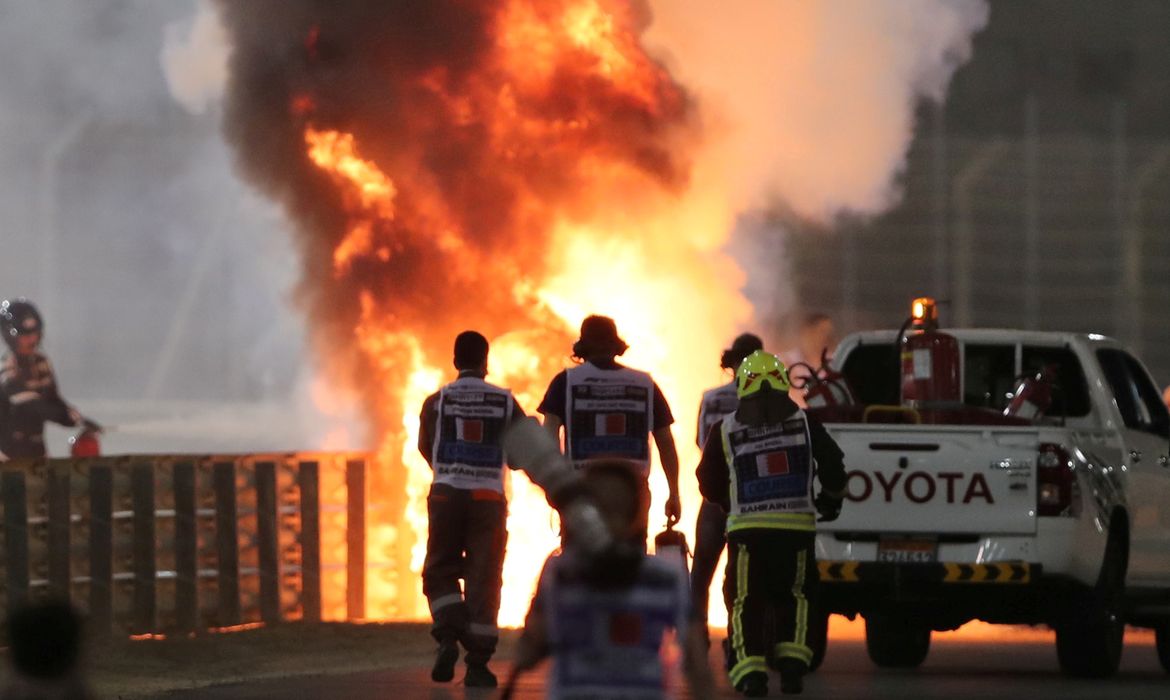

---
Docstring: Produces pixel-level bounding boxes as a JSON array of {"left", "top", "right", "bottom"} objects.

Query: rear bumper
[
  {"left": 816, "top": 560, "right": 1095, "bottom": 628},
  {"left": 819, "top": 560, "right": 1035, "bottom": 585}
]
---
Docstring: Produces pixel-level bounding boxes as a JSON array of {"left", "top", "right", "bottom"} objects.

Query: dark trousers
[
  {"left": 422, "top": 484, "right": 507, "bottom": 665},
  {"left": 690, "top": 499, "right": 728, "bottom": 624},
  {"left": 723, "top": 530, "right": 817, "bottom": 688}
]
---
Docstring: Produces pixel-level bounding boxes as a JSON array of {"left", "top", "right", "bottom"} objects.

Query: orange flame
[{"left": 299, "top": 0, "right": 748, "bottom": 627}]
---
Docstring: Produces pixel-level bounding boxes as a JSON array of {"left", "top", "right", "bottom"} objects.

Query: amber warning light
[{"left": 911, "top": 297, "right": 938, "bottom": 328}]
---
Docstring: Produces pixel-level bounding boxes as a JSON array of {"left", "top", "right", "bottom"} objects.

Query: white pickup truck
[{"left": 808, "top": 328, "right": 1170, "bottom": 678}]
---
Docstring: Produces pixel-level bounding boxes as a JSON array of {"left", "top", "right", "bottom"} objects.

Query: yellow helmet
[{"left": 736, "top": 350, "right": 791, "bottom": 398}]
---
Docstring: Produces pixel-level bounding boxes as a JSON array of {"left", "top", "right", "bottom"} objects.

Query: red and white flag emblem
[
  {"left": 756, "top": 452, "right": 789, "bottom": 477},
  {"left": 595, "top": 413, "right": 627, "bottom": 436},
  {"left": 456, "top": 418, "right": 484, "bottom": 443}
]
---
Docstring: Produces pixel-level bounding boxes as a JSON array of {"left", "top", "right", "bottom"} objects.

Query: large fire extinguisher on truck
[{"left": 899, "top": 297, "right": 961, "bottom": 407}]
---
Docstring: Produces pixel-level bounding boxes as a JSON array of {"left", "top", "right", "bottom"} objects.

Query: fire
[{"left": 239, "top": 0, "right": 747, "bottom": 627}]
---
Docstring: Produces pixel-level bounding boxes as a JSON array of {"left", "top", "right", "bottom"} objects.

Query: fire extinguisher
[
  {"left": 653, "top": 521, "right": 690, "bottom": 578},
  {"left": 1004, "top": 366, "right": 1056, "bottom": 420},
  {"left": 69, "top": 419, "right": 102, "bottom": 458},
  {"left": 802, "top": 348, "right": 856, "bottom": 409},
  {"left": 899, "top": 297, "right": 960, "bottom": 406}
]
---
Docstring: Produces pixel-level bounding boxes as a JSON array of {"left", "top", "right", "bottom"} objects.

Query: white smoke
[
  {"left": 0, "top": 0, "right": 328, "bottom": 455},
  {"left": 161, "top": 0, "right": 230, "bottom": 115},
  {"left": 645, "top": 0, "right": 990, "bottom": 219},
  {"left": 641, "top": 0, "right": 988, "bottom": 331}
]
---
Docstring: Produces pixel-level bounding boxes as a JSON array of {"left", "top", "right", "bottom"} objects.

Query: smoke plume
[
  {"left": 645, "top": 0, "right": 989, "bottom": 219},
  {"left": 643, "top": 0, "right": 989, "bottom": 326},
  {"left": 161, "top": 0, "right": 230, "bottom": 115},
  {"left": 212, "top": 0, "right": 697, "bottom": 443}
]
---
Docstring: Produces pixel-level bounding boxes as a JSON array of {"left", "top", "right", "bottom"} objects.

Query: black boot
[
  {"left": 431, "top": 641, "right": 459, "bottom": 683},
  {"left": 463, "top": 663, "right": 498, "bottom": 688},
  {"left": 736, "top": 671, "right": 768, "bottom": 697},
  {"left": 778, "top": 658, "right": 807, "bottom": 695}
]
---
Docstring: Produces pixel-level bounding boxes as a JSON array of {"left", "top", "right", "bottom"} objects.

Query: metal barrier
[{"left": 0, "top": 453, "right": 368, "bottom": 636}]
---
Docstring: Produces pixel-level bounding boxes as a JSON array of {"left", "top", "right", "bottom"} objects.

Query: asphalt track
[{"left": 158, "top": 627, "right": 1169, "bottom": 699}]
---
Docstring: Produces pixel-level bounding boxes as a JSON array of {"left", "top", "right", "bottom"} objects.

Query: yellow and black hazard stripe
[
  {"left": 816, "top": 560, "right": 1035, "bottom": 584},
  {"left": 818, "top": 560, "right": 860, "bottom": 582},
  {"left": 942, "top": 562, "right": 1030, "bottom": 584}
]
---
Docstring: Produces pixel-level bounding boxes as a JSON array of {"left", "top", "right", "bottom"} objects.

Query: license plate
[{"left": 877, "top": 538, "right": 938, "bottom": 563}]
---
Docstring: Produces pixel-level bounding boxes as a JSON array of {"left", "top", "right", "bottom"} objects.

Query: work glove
[{"left": 814, "top": 491, "right": 843, "bottom": 522}]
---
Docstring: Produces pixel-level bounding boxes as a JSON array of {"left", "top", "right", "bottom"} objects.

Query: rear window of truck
[{"left": 840, "top": 342, "right": 1091, "bottom": 417}]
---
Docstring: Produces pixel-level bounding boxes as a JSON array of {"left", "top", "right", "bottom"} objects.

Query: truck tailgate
[{"left": 822, "top": 425, "right": 1040, "bottom": 535}]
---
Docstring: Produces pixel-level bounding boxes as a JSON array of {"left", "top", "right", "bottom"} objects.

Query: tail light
[{"left": 1037, "top": 443, "right": 1078, "bottom": 517}]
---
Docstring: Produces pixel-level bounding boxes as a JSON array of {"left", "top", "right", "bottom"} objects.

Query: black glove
[
  {"left": 814, "top": 492, "right": 843, "bottom": 522},
  {"left": 82, "top": 418, "right": 103, "bottom": 433}
]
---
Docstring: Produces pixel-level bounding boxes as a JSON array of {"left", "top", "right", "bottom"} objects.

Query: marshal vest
[
  {"left": 564, "top": 364, "right": 654, "bottom": 474},
  {"left": 698, "top": 382, "right": 738, "bottom": 447},
  {"left": 721, "top": 410, "right": 816, "bottom": 533},
  {"left": 431, "top": 377, "right": 514, "bottom": 493},
  {"left": 542, "top": 553, "right": 688, "bottom": 700}
]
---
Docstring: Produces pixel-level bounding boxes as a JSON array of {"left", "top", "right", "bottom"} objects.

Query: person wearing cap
[
  {"left": 696, "top": 350, "right": 848, "bottom": 697},
  {"left": 418, "top": 331, "right": 526, "bottom": 688},
  {"left": 691, "top": 333, "right": 763, "bottom": 642},
  {"left": 538, "top": 315, "right": 682, "bottom": 535},
  {"left": 0, "top": 298, "right": 95, "bottom": 461}
]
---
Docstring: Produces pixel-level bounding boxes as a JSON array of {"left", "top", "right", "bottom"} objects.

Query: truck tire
[
  {"left": 1155, "top": 625, "right": 1170, "bottom": 673},
  {"left": 864, "top": 614, "right": 931, "bottom": 668},
  {"left": 808, "top": 610, "right": 830, "bottom": 672},
  {"left": 1055, "top": 532, "right": 1125, "bottom": 678}
]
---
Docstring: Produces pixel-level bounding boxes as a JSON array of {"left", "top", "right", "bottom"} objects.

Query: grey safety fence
[{"left": 0, "top": 453, "right": 369, "bottom": 636}]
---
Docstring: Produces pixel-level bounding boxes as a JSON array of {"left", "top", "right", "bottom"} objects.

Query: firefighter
[
  {"left": 538, "top": 315, "right": 682, "bottom": 536},
  {"left": 692, "top": 333, "right": 763, "bottom": 638},
  {"left": 417, "top": 330, "right": 525, "bottom": 688},
  {"left": 0, "top": 299, "right": 95, "bottom": 461},
  {"left": 509, "top": 459, "right": 715, "bottom": 700},
  {"left": 696, "top": 350, "right": 847, "bottom": 696}
]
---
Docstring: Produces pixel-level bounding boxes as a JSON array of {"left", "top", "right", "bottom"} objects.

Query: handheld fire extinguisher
[
  {"left": 1004, "top": 366, "right": 1056, "bottom": 420},
  {"left": 653, "top": 521, "right": 690, "bottom": 578},
  {"left": 899, "top": 297, "right": 960, "bottom": 406},
  {"left": 69, "top": 419, "right": 102, "bottom": 458},
  {"left": 801, "top": 348, "right": 856, "bottom": 409}
]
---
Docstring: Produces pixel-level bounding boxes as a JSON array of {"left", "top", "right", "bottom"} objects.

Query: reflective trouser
[
  {"left": 689, "top": 499, "right": 728, "bottom": 624},
  {"left": 723, "top": 529, "right": 817, "bottom": 688},
  {"left": 422, "top": 483, "right": 507, "bottom": 665}
]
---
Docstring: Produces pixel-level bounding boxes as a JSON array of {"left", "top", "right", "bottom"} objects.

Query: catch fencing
[{"left": 0, "top": 453, "right": 369, "bottom": 635}]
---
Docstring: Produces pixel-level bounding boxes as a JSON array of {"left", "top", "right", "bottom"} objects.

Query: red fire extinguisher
[
  {"left": 69, "top": 421, "right": 102, "bottom": 458},
  {"left": 802, "top": 349, "right": 856, "bottom": 409},
  {"left": 653, "top": 521, "right": 690, "bottom": 578},
  {"left": 899, "top": 297, "right": 960, "bottom": 406},
  {"left": 1004, "top": 366, "right": 1056, "bottom": 420}
]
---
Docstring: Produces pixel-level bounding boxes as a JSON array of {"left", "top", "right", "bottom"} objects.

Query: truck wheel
[
  {"left": 1155, "top": 625, "right": 1170, "bottom": 673},
  {"left": 808, "top": 610, "right": 830, "bottom": 672},
  {"left": 864, "top": 614, "right": 931, "bottom": 668},
  {"left": 1055, "top": 535, "right": 1125, "bottom": 678}
]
